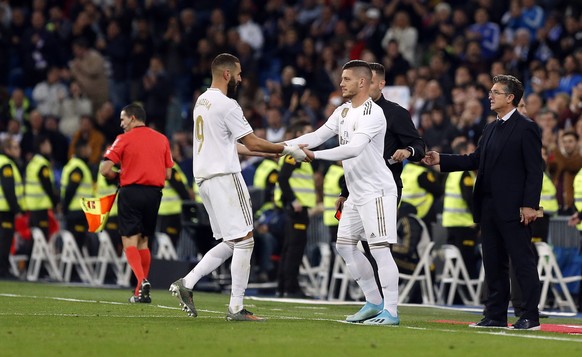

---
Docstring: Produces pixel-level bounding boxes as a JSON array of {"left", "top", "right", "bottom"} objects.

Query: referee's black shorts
[{"left": 118, "top": 185, "right": 162, "bottom": 237}]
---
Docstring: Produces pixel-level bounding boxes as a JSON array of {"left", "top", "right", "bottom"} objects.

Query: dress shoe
[
  {"left": 469, "top": 317, "right": 508, "bottom": 328},
  {"left": 511, "top": 318, "right": 540, "bottom": 330}
]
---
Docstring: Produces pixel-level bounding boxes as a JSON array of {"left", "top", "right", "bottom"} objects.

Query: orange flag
[{"left": 80, "top": 192, "right": 117, "bottom": 232}]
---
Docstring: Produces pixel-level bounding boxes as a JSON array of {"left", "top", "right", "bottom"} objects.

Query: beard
[{"left": 226, "top": 77, "right": 239, "bottom": 98}]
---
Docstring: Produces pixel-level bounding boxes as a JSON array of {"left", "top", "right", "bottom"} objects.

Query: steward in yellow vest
[
  {"left": 275, "top": 120, "right": 315, "bottom": 297},
  {"left": 252, "top": 157, "right": 281, "bottom": 282},
  {"left": 400, "top": 161, "right": 443, "bottom": 233},
  {"left": 532, "top": 146, "right": 558, "bottom": 244},
  {"left": 61, "top": 140, "right": 95, "bottom": 248},
  {"left": 0, "top": 138, "right": 25, "bottom": 278},
  {"left": 25, "top": 136, "right": 58, "bottom": 240},
  {"left": 157, "top": 163, "right": 193, "bottom": 247},
  {"left": 442, "top": 141, "right": 480, "bottom": 278}
]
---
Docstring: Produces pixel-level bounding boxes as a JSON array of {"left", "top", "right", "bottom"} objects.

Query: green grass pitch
[{"left": 1, "top": 281, "right": 581, "bottom": 356}]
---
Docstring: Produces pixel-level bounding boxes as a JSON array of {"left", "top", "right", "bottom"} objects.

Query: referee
[{"left": 100, "top": 103, "right": 173, "bottom": 303}]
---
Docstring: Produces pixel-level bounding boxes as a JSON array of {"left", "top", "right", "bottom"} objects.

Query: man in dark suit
[{"left": 423, "top": 75, "right": 543, "bottom": 330}]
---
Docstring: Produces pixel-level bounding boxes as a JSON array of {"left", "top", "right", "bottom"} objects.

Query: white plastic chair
[
  {"left": 155, "top": 232, "right": 178, "bottom": 260},
  {"left": 435, "top": 244, "right": 480, "bottom": 306},
  {"left": 26, "top": 228, "right": 62, "bottom": 281},
  {"left": 536, "top": 242, "right": 582, "bottom": 313},
  {"left": 398, "top": 241, "right": 436, "bottom": 304},
  {"left": 300, "top": 243, "right": 331, "bottom": 299},
  {"left": 58, "top": 230, "right": 95, "bottom": 285}
]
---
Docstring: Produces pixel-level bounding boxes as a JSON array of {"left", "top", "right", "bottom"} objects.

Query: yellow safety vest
[
  {"left": 323, "top": 164, "right": 343, "bottom": 226},
  {"left": 573, "top": 169, "right": 582, "bottom": 230},
  {"left": 60, "top": 157, "right": 95, "bottom": 211},
  {"left": 96, "top": 170, "right": 118, "bottom": 216},
  {"left": 25, "top": 154, "right": 54, "bottom": 210},
  {"left": 401, "top": 163, "right": 434, "bottom": 218},
  {"left": 442, "top": 171, "right": 474, "bottom": 227},
  {"left": 274, "top": 155, "right": 316, "bottom": 208},
  {"left": 0, "top": 155, "right": 25, "bottom": 212},
  {"left": 253, "top": 159, "right": 279, "bottom": 215},
  {"left": 159, "top": 164, "right": 188, "bottom": 215},
  {"left": 192, "top": 181, "right": 203, "bottom": 203},
  {"left": 539, "top": 172, "right": 558, "bottom": 216}
]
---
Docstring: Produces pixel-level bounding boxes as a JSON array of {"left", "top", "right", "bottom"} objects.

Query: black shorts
[{"left": 118, "top": 185, "right": 162, "bottom": 237}]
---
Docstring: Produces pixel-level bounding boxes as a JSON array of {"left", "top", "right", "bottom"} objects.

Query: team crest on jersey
[{"left": 341, "top": 108, "right": 349, "bottom": 118}]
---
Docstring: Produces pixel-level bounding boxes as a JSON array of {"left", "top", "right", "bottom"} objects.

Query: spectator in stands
[
  {"left": 525, "top": 92, "right": 544, "bottom": 120},
  {"left": 103, "top": 19, "right": 130, "bottom": 112},
  {"left": 381, "top": 10, "right": 417, "bottom": 65},
  {"left": 32, "top": 66, "right": 68, "bottom": 117},
  {"left": 8, "top": 88, "right": 30, "bottom": 128},
  {"left": 548, "top": 131, "right": 582, "bottom": 214},
  {"left": 21, "top": 10, "right": 61, "bottom": 87},
  {"left": 94, "top": 101, "right": 119, "bottom": 145},
  {"left": 68, "top": 38, "right": 108, "bottom": 112},
  {"left": 68, "top": 115, "right": 105, "bottom": 165},
  {"left": 20, "top": 110, "right": 44, "bottom": 162},
  {"left": 237, "top": 11, "right": 264, "bottom": 53},
  {"left": 466, "top": 8, "right": 500, "bottom": 62},
  {"left": 44, "top": 115, "right": 69, "bottom": 169},
  {"left": 142, "top": 56, "right": 171, "bottom": 131},
  {"left": 59, "top": 80, "right": 92, "bottom": 138},
  {"left": 558, "top": 55, "right": 582, "bottom": 96},
  {"left": 129, "top": 18, "right": 154, "bottom": 101}
]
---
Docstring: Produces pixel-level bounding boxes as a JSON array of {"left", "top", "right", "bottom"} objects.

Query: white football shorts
[
  {"left": 198, "top": 172, "right": 254, "bottom": 241},
  {"left": 337, "top": 195, "right": 397, "bottom": 244}
]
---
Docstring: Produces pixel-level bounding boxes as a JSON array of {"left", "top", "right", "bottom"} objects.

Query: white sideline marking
[{"left": 1, "top": 293, "right": 581, "bottom": 342}]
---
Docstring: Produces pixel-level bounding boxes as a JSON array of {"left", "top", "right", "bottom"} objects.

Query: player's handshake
[{"left": 282, "top": 145, "right": 310, "bottom": 162}]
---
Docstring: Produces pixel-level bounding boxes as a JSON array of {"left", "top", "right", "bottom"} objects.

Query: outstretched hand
[
  {"left": 300, "top": 146, "right": 314, "bottom": 162},
  {"left": 283, "top": 144, "right": 309, "bottom": 162},
  {"left": 422, "top": 151, "right": 440, "bottom": 166}
]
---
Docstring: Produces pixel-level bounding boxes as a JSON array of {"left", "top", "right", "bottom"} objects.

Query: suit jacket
[
  {"left": 375, "top": 94, "right": 425, "bottom": 188},
  {"left": 440, "top": 110, "right": 543, "bottom": 223}
]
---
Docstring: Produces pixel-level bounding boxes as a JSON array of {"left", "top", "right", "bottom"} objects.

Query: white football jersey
[
  {"left": 325, "top": 98, "right": 397, "bottom": 205},
  {"left": 192, "top": 88, "right": 253, "bottom": 181}
]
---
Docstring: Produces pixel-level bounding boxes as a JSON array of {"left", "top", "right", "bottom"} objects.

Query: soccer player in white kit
[
  {"left": 169, "top": 53, "right": 306, "bottom": 321},
  {"left": 286, "top": 60, "right": 400, "bottom": 325}
]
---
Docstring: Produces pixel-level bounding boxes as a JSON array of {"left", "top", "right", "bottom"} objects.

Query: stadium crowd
[{"left": 0, "top": 0, "right": 581, "bottom": 306}]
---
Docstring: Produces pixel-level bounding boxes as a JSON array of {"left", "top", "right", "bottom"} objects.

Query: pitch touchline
[{"left": 1, "top": 293, "right": 581, "bottom": 343}]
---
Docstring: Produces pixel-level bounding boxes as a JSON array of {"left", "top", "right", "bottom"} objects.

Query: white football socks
[
  {"left": 370, "top": 244, "right": 399, "bottom": 316},
  {"left": 229, "top": 238, "right": 254, "bottom": 313},
  {"left": 336, "top": 238, "right": 383, "bottom": 305},
  {"left": 182, "top": 241, "right": 234, "bottom": 289}
]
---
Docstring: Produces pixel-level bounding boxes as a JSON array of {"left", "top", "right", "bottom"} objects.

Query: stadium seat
[
  {"left": 398, "top": 241, "right": 436, "bottom": 304},
  {"left": 26, "top": 228, "right": 62, "bottom": 282},
  {"left": 85, "top": 231, "right": 130, "bottom": 286},
  {"left": 435, "top": 244, "right": 480, "bottom": 306},
  {"left": 536, "top": 242, "right": 582, "bottom": 313},
  {"left": 58, "top": 230, "right": 95, "bottom": 285},
  {"left": 155, "top": 232, "right": 178, "bottom": 260},
  {"left": 299, "top": 243, "right": 331, "bottom": 299}
]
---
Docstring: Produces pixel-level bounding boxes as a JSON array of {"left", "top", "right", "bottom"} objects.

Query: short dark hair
[
  {"left": 212, "top": 53, "right": 240, "bottom": 73},
  {"left": 369, "top": 62, "right": 385, "bottom": 78},
  {"left": 122, "top": 103, "right": 146, "bottom": 123},
  {"left": 561, "top": 131, "right": 579, "bottom": 141},
  {"left": 492, "top": 74, "right": 524, "bottom": 107},
  {"left": 342, "top": 60, "right": 372, "bottom": 80}
]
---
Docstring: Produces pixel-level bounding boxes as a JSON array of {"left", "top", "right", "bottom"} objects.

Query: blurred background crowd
[{"left": 1, "top": 0, "right": 582, "bottom": 292}]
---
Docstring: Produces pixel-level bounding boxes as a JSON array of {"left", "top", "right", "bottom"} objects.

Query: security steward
[
  {"left": 60, "top": 139, "right": 95, "bottom": 249},
  {"left": 157, "top": 144, "right": 194, "bottom": 248},
  {"left": 25, "top": 135, "right": 58, "bottom": 240},
  {"left": 0, "top": 138, "right": 25, "bottom": 279},
  {"left": 400, "top": 161, "right": 443, "bottom": 233},
  {"left": 442, "top": 140, "right": 479, "bottom": 278},
  {"left": 274, "top": 120, "right": 316, "bottom": 298}
]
